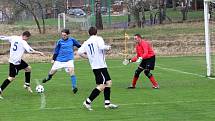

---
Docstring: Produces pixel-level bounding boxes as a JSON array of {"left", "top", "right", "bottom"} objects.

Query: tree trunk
[
  {"left": 37, "top": 1, "right": 46, "bottom": 34},
  {"left": 159, "top": 0, "right": 164, "bottom": 24},
  {"left": 172, "top": 0, "right": 176, "bottom": 10},
  {"left": 31, "top": 12, "right": 42, "bottom": 34},
  {"left": 194, "top": 0, "right": 197, "bottom": 11}
]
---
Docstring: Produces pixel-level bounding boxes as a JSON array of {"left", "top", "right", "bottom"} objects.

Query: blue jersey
[{"left": 54, "top": 37, "right": 81, "bottom": 62}]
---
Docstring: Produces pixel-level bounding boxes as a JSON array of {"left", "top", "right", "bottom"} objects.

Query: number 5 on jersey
[{"left": 13, "top": 42, "right": 18, "bottom": 51}]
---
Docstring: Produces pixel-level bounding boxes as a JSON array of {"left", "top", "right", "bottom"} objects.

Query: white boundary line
[
  {"left": 156, "top": 65, "right": 215, "bottom": 79},
  {"left": 35, "top": 79, "right": 46, "bottom": 109},
  {"left": 13, "top": 98, "right": 215, "bottom": 111}
]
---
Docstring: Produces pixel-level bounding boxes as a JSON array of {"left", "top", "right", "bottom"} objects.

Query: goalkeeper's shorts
[{"left": 139, "top": 56, "right": 155, "bottom": 70}]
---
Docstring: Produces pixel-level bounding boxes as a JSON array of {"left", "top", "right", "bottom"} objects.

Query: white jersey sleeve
[
  {"left": 0, "top": 36, "right": 13, "bottom": 42},
  {"left": 97, "top": 36, "right": 111, "bottom": 50},
  {"left": 22, "top": 40, "right": 34, "bottom": 53},
  {"left": 78, "top": 41, "right": 87, "bottom": 55}
]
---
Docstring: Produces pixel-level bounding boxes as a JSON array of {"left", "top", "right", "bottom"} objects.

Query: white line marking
[
  {"left": 35, "top": 79, "right": 46, "bottom": 109},
  {"left": 13, "top": 98, "right": 215, "bottom": 111},
  {"left": 156, "top": 65, "right": 215, "bottom": 79}
]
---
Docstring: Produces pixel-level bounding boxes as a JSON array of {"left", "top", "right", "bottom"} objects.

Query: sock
[
  {"left": 86, "top": 88, "right": 101, "bottom": 104},
  {"left": 86, "top": 98, "right": 92, "bottom": 104},
  {"left": 25, "top": 72, "right": 31, "bottom": 84},
  {"left": 104, "top": 87, "right": 110, "bottom": 100},
  {"left": 71, "top": 75, "right": 77, "bottom": 89},
  {"left": 104, "top": 87, "right": 111, "bottom": 105},
  {"left": 149, "top": 75, "right": 158, "bottom": 87},
  {"left": 132, "top": 77, "right": 138, "bottom": 87},
  {"left": 0, "top": 79, "right": 11, "bottom": 91},
  {"left": 47, "top": 74, "right": 53, "bottom": 80}
]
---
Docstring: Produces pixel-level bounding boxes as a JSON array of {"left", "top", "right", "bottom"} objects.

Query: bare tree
[{"left": 15, "top": 0, "right": 48, "bottom": 34}]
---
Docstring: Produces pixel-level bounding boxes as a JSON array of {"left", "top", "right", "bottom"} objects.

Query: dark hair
[
  {"left": 22, "top": 31, "right": 31, "bottom": 37},
  {"left": 88, "top": 27, "right": 97, "bottom": 36},
  {"left": 134, "top": 34, "right": 142, "bottom": 38},
  {"left": 61, "top": 29, "right": 70, "bottom": 35}
]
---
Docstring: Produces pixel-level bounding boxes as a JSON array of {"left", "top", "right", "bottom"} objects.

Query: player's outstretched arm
[
  {"left": 31, "top": 50, "right": 44, "bottom": 56},
  {"left": 0, "top": 36, "right": 10, "bottom": 41},
  {"left": 77, "top": 42, "right": 88, "bottom": 59},
  {"left": 78, "top": 51, "right": 88, "bottom": 59}
]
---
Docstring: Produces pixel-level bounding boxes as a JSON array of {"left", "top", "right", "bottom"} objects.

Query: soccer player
[
  {"left": 42, "top": 29, "right": 81, "bottom": 94},
  {"left": 127, "top": 34, "right": 159, "bottom": 89},
  {"left": 0, "top": 31, "right": 44, "bottom": 99},
  {"left": 78, "top": 27, "right": 118, "bottom": 111}
]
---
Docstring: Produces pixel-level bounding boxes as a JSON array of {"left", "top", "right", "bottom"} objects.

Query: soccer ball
[{"left": 36, "top": 85, "right": 44, "bottom": 93}]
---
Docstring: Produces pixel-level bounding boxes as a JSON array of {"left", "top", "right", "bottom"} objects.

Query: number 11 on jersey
[{"left": 88, "top": 43, "right": 95, "bottom": 55}]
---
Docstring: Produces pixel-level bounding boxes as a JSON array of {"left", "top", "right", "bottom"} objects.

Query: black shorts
[
  {"left": 139, "top": 56, "right": 155, "bottom": 70},
  {"left": 9, "top": 60, "right": 29, "bottom": 77},
  {"left": 93, "top": 68, "right": 111, "bottom": 84}
]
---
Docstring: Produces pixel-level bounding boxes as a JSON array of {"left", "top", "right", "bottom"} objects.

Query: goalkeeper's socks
[
  {"left": 149, "top": 76, "right": 158, "bottom": 87},
  {"left": 71, "top": 75, "right": 77, "bottom": 89},
  {"left": 132, "top": 77, "right": 138, "bottom": 87},
  {"left": 0, "top": 79, "right": 11, "bottom": 91},
  {"left": 87, "top": 88, "right": 101, "bottom": 103},
  {"left": 104, "top": 87, "right": 110, "bottom": 101}
]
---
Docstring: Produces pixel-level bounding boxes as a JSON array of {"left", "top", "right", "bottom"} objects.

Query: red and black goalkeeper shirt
[{"left": 131, "top": 39, "right": 155, "bottom": 62}]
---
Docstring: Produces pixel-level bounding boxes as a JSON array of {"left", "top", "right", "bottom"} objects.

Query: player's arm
[
  {"left": 72, "top": 39, "right": 81, "bottom": 48},
  {"left": 78, "top": 43, "right": 88, "bottom": 59},
  {"left": 23, "top": 41, "right": 44, "bottom": 56},
  {"left": 130, "top": 56, "right": 138, "bottom": 62},
  {"left": 98, "top": 37, "right": 111, "bottom": 50},
  {"left": 25, "top": 47, "right": 44, "bottom": 56},
  {"left": 31, "top": 50, "right": 44, "bottom": 56},
  {"left": 0, "top": 36, "right": 11, "bottom": 41},
  {"left": 52, "top": 41, "right": 60, "bottom": 61}
]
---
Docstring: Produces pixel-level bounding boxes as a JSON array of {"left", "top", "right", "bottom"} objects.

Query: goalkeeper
[{"left": 127, "top": 34, "right": 159, "bottom": 89}]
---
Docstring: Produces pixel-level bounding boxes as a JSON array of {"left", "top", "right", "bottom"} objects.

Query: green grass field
[{"left": 0, "top": 56, "right": 215, "bottom": 121}]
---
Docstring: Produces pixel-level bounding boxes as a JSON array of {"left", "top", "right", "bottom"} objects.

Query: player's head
[
  {"left": 61, "top": 29, "right": 70, "bottom": 40},
  {"left": 22, "top": 31, "right": 31, "bottom": 41},
  {"left": 134, "top": 34, "right": 142, "bottom": 43},
  {"left": 88, "top": 27, "right": 97, "bottom": 36}
]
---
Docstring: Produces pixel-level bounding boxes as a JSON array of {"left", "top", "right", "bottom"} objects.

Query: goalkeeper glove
[{"left": 136, "top": 57, "right": 142, "bottom": 63}]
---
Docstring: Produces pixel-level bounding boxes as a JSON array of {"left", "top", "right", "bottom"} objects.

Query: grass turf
[{"left": 0, "top": 56, "right": 215, "bottom": 121}]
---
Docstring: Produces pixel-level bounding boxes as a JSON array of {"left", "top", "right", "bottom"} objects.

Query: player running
[
  {"left": 0, "top": 31, "right": 44, "bottom": 99},
  {"left": 78, "top": 27, "right": 118, "bottom": 111},
  {"left": 128, "top": 34, "right": 159, "bottom": 89},
  {"left": 42, "top": 29, "right": 81, "bottom": 94}
]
